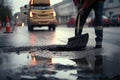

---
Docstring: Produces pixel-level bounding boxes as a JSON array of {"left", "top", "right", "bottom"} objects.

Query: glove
[{"left": 78, "top": 8, "right": 84, "bottom": 15}]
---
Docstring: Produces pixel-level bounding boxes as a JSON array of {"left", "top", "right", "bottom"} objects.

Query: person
[{"left": 73, "top": 0, "right": 106, "bottom": 48}]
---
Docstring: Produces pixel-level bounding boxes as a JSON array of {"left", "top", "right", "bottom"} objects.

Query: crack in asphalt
[{"left": 0, "top": 45, "right": 86, "bottom": 53}]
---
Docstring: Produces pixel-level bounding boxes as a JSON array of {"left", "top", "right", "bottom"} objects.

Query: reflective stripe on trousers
[{"left": 95, "top": 26, "right": 103, "bottom": 44}]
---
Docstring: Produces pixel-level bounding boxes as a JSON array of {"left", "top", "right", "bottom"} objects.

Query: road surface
[{"left": 0, "top": 25, "right": 120, "bottom": 80}]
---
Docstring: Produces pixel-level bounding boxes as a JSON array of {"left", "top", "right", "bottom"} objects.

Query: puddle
[
  {"left": 0, "top": 52, "right": 78, "bottom": 80},
  {"left": 0, "top": 50, "right": 120, "bottom": 80}
]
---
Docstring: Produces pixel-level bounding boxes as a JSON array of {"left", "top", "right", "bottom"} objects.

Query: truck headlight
[
  {"left": 30, "top": 11, "right": 33, "bottom": 17},
  {"left": 29, "top": 11, "right": 36, "bottom": 17},
  {"left": 52, "top": 11, "right": 56, "bottom": 17}
]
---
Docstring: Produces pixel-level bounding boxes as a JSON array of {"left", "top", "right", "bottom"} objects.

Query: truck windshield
[{"left": 32, "top": 6, "right": 52, "bottom": 10}]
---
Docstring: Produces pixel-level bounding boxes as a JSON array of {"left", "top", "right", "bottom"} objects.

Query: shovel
[{"left": 67, "top": 14, "right": 89, "bottom": 49}]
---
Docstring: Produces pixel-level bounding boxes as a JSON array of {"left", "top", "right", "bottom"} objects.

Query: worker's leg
[
  {"left": 75, "top": 8, "right": 92, "bottom": 36},
  {"left": 93, "top": 1, "right": 104, "bottom": 48}
]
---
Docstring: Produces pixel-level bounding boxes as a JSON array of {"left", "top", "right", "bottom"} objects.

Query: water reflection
[
  {"left": 22, "top": 52, "right": 77, "bottom": 80},
  {"left": 1, "top": 49, "right": 120, "bottom": 80},
  {"left": 94, "top": 55, "right": 103, "bottom": 74},
  {"left": 0, "top": 51, "right": 105, "bottom": 80},
  {"left": 30, "top": 33, "right": 36, "bottom": 46},
  {"left": 30, "top": 52, "right": 37, "bottom": 66},
  {"left": 72, "top": 54, "right": 105, "bottom": 80}
]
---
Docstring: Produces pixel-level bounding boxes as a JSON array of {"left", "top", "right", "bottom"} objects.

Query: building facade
[
  {"left": 104, "top": 0, "right": 120, "bottom": 17},
  {"left": 53, "top": 0, "right": 76, "bottom": 24}
]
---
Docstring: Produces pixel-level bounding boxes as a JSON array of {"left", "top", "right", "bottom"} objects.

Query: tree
[
  {"left": 0, "top": 0, "right": 4, "bottom": 5},
  {"left": 0, "top": 0, "right": 12, "bottom": 23}
]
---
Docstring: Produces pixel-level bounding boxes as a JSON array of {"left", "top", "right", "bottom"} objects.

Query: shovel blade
[{"left": 67, "top": 33, "right": 89, "bottom": 49}]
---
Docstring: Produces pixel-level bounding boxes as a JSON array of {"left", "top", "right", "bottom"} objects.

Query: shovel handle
[{"left": 77, "top": 14, "right": 80, "bottom": 34}]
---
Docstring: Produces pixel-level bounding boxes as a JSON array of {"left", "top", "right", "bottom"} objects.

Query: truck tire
[
  {"left": 28, "top": 24, "right": 33, "bottom": 31},
  {"left": 52, "top": 26, "right": 56, "bottom": 31},
  {"left": 48, "top": 26, "right": 51, "bottom": 31},
  {"left": 48, "top": 25, "right": 56, "bottom": 31}
]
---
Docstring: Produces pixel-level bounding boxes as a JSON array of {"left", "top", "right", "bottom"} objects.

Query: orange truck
[{"left": 27, "top": 0, "right": 57, "bottom": 31}]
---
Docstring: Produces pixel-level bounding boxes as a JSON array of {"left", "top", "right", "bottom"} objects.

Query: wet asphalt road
[
  {"left": 0, "top": 26, "right": 74, "bottom": 47},
  {"left": 0, "top": 25, "right": 120, "bottom": 47},
  {"left": 0, "top": 25, "right": 120, "bottom": 80}
]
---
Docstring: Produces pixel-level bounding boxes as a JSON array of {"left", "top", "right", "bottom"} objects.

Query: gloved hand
[{"left": 78, "top": 8, "right": 84, "bottom": 15}]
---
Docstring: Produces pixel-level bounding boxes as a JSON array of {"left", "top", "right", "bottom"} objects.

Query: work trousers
[{"left": 75, "top": 1, "right": 104, "bottom": 45}]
